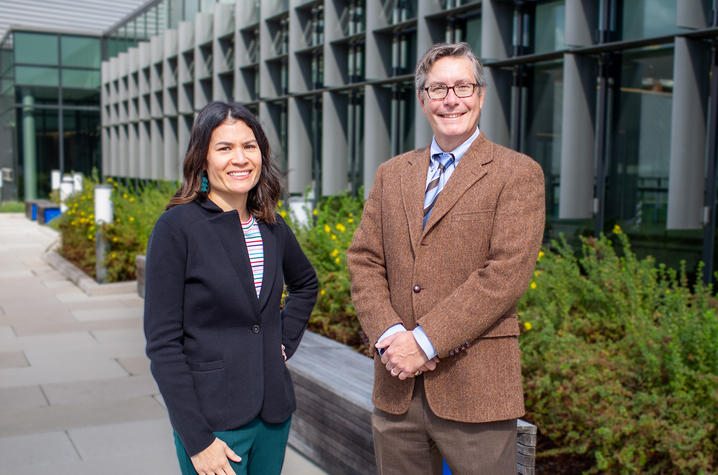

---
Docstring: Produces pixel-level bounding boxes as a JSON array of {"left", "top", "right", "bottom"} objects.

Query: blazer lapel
[
  {"left": 207, "top": 211, "right": 260, "bottom": 313},
  {"left": 422, "top": 134, "right": 494, "bottom": 235},
  {"left": 257, "top": 221, "right": 277, "bottom": 311},
  {"left": 401, "top": 147, "right": 431, "bottom": 253}
]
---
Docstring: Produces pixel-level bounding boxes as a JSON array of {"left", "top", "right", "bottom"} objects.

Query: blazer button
[
  {"left": 413, "top": 285, "right": 421, "bottom": 293},
  {"left": 251, "top": 324, "right": 261, "bottom": 334}
]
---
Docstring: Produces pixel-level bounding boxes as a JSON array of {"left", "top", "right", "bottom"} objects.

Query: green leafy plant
[
  {"left": 281, "top": 192, "right": 368, "bottom": 354},
  {"left": 518, "top": 227, "right": 718, "bottom": 473},
  {"left": 56, "top": 174, "right": 175, "bottom": 281}
]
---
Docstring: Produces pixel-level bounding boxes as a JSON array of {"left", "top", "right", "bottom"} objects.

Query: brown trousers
[{"left": 372, "top": 377, "right": 517, "bottom": 475}]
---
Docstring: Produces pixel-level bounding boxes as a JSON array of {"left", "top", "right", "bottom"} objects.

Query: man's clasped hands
[{"left": 377, "top": 331, "right": 471, "bottom": 380}]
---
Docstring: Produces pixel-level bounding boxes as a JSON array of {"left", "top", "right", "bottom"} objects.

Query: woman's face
[{"left": 205, "top": 119, "right": 262, "bottom": 209}]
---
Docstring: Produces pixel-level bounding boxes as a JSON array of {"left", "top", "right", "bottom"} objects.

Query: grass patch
[{"left": 0, "top": 201, "right": 25, "bottom": 213}]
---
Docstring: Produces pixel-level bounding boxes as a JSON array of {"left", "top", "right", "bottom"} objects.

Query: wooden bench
[{"left": 287, "top": 331, "right": 537, "bottom": 475}]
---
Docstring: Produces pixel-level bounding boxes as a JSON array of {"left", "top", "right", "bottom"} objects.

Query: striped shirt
[{"left": 241, "top": 215, "right": 264, "bottom": 297}]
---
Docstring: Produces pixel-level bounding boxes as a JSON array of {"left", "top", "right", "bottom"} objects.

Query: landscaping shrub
[
  {"left": 518, "top": 228, "right": 718, "bottom": 473},
  {"left": 281, "top": 193, "right": 369, "bottom": 355},
  {"left": 55, "top": 182, "right": 717, "bottom": 472},
  {"left": 56, "top": 175, "right": 174, "bottom": 281}
]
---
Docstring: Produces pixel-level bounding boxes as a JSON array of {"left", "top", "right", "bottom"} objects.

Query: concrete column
[
  {"left": 667, "top": 37, "right": 710, "bottom": 229},
  {"left": 363, "top": 85, "right": 391, "bottom": 197},
  {"left": 322, "top": 91, "right": 348, "bottom": 196},
  {"left": 559, "top": 54, "right": 596, "bottom": 219},
  {"left": 163, "top": 117, "right": 179, "bottom": 181},
  {"left": 677, "top": 0, "right": 711, "bottom": 29},
  {"left": 22, "top": 92, "right": 37, "bottom": 200},
  {"left": 480, "top": 68, "right": 511, "bottom": 146},
  {"left": 480, "top": 0, "right": 513, "bottom": 147},
  {"left": 287, "top": 98, "right": 312, "bottom": 194},
  {"left": 565, "top": 0, "right": 597, "bottom": 47}
]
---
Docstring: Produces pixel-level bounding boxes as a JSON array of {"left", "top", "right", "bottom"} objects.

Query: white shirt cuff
[
  {"left": 376, "top": 324, "right": 406, "bottom": 355},
  {"left": 412, "top": 326, "right": 437, "bottom": 360}
]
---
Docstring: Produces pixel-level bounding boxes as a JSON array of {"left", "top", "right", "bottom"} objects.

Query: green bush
[
  {"left": 56, "top": 175, "right": 174, "bottom": 281},
  {"left": 281, "top": 192, "right": 369, "bottom": 355},
  {"left": 55, "top": 182, "right": 718, "bottom": 472},
  {"left": 518, "top": 228, "right": 718, "bottom": 473}
]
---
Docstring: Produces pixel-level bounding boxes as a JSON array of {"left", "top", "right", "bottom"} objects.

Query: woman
[{"left": 144, "top": 101, "right": 318, "bottom": 475}]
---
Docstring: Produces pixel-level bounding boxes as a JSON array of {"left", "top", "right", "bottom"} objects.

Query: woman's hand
[
  {"left": 190, "top": 437, "right": 242, "bottom": 475},
  {"left": 281, "top": 344, "right": 287, "bottom": 362}
]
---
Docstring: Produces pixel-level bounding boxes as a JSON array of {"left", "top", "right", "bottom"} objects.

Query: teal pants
[{"left": 174, "top": 417, "right": 291, "bottom": 475}]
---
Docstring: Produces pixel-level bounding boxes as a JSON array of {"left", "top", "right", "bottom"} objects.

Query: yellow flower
[
  {"left": 129, "top": 197, "right": 135, "bottom": 202},
  {"left": 107, "top": 177, "right": 113, "bottom": 183},
  {"left": 524, "top": 322, "right": 532, "bottom": 331},
  {"left": 280, "top": 210, "right": 287, "bottom": 217},
  {"left": 129, "top": 216, "right": 135, "bottom": 222},
  {"left": 336, "top": 223, "right": 346, "bottom": 232},
  {"left": 537, "top": 251, "right": 544, "bottom": 261},
  {"left": 122, "top": 193, "right": 128, "bottom": 199},
  {"left": 331, "top": 234, "right": 337, "bottom": 240},
  {"left": 533, "top": 270, "right": 541, "bottom": 277},
  {"left": 277, "top": 200, "right": 282, "bottom": 208},
  {"left": 348, "top": 218, "right": 354, "bottom": 223},
  {"left": 665, "top": 289, "right": 670, "bottom": 295},
  {"left": 349, "top": 212, "right": 354, "bottom": 217},
  {"left": 613, "top": 224, "right": 622, "bottom": 235},
  {"left": 320, "top": 289, "right": 326, "bottom": 296},
  {"left": 111, "top": 252, "right": 117, "bottom": 259},
  {"left": 313, "top": 209, "right": 318, "bottom": 215},
  {"left": 530, "top": 282, "right": 537, "bottom": 289},
  {"left": 331, "top": 249, "right": 339, "bottom": 257},
  {"left": 334, "top": 257, "right": 341, "bottom": 263},
  {"left": 324, "top": 224, "right": 331, "bottom": 233}
]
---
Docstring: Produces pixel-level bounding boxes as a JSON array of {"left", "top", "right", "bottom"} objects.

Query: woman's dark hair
[{"left": 167, "top": 101, "right": 282, "bottom": 223}]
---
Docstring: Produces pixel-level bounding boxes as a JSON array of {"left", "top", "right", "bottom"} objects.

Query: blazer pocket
[
  {"left": 188, "top": 359, "right": 225, "bottom": 372},
  {"left": 451, "top": 209, "right": 494, "bottom": 221},
  {"left": 480, "top": 316, "right": 520, "bottom": 339},
  {"left": 190, "top": 360, "right": 228, "bottom": 425}
]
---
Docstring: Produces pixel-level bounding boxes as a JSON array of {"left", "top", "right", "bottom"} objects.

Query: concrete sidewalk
[{"left": 0, "top": 213, "right": 327, "bottom": 475}]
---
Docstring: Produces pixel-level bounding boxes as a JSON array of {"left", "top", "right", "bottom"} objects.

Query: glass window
[
  {"left": 534, "top": 1, "right": 565, "bottom": 54},
  {"left": 15, "top": 66, "right": 59, "bottom": 87},
  {"left": 61, "top": 36, "right": 101, "bottom": 68},
  {"left": 604, "top": 45, "right": 702, "bottom": 274},
  {"left": 14, "top": 32, "right": 58, "bottom": 65},
  {"left": 63, "top": 109, "right": 100, "bottom": 174},
  {"left": 62, "top": 69, "right": 101, "bottom": 89},
  {"left": 62, "top": 88, "right": 100, "bottom": 106},
  {"left": 523, "top": 60, "right": 563, "bottom": 224},
  {"left": 621, "top": 0, "right": 682, "bottom": 41}
]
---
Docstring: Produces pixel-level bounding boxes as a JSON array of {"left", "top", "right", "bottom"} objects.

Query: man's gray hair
[{"left": 415, "top": 42, "right": 485, "bottom": 95}]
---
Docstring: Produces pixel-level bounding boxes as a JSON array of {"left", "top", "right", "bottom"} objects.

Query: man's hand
[
  {"left": 377, "top": 331, "right": 435, "bottom": 380},
  {"left": 190, "top": 437, "right": 242, "bottom": 475}
]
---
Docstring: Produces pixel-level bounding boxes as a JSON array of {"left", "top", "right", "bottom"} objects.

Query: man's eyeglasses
[{"left": 424, "top": 83, "right": 479, "bottom": 100}]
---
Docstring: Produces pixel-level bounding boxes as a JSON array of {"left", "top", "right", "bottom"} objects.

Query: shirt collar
[{"left": 430, "top": 127, "right": 481, "bottom": 166}]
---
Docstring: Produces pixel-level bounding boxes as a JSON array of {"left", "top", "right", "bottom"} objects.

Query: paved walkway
[{"left": 0, "top": 213, "right": 327, "bottom": 475}]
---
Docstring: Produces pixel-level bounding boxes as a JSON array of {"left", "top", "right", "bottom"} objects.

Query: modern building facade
[
  {"left": 0, "top": 0, "right": 148, "bottom": 201},
  {"left": 3, "top": 0, "right": 718, "bottom": 281}
]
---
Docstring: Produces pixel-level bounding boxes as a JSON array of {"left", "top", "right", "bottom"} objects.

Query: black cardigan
[{"left": 143, "top": 198, "right": 318, "bottom": 456}]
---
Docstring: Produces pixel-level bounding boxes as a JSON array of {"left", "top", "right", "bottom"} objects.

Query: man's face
[{"left": 418, "top": 56, "right": 484, "bottom": 152}]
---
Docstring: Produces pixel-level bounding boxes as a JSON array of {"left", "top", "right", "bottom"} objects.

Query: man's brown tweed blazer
[{"left": 347, "top": 133, "right": 545, "bottom": 423}]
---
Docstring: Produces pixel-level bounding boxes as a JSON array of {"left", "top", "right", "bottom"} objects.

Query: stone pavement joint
[{"left": 0, "top": 213, "right": 327, "bottom": 475}]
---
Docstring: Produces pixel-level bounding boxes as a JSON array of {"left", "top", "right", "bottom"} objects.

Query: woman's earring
[{"left": 200, "top": 172, "right": 209, "bottom": 193}]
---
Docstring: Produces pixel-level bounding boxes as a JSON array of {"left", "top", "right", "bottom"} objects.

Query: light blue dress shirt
[{"left": 377, "top": 127, "right": 481, "bottom": 360}]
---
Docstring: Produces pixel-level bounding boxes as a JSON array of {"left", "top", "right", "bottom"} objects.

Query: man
[{"left": 346, "top": 42, "right": 545, "bottom": 474}]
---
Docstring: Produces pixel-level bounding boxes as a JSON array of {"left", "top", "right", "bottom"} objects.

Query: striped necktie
[{"left": 423, "top": 152, "right": 455, "bottom": 229}]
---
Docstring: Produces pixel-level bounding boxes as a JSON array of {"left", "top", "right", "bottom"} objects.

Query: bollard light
[
  {"left": 59, "top": 175, "right": 74, "bottom": 213},
  {"left": 51, "top": 170, "right": 61, "bottom": 191},
  {"left": 72, "top": 172, "right": 83, "bottom": 194},
  {"left": 94, "top": 184, "right": 114, "bottom": 283}
]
